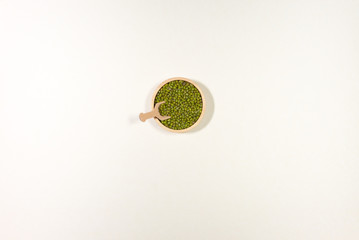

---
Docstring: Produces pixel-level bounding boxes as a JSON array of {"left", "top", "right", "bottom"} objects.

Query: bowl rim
[{"left": 152, "top": 77, "right": 206, "bottom": 133}]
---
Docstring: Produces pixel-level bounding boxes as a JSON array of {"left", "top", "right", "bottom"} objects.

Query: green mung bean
[{"left": 154, "top": 80, "right": 203, "bottom": 130}]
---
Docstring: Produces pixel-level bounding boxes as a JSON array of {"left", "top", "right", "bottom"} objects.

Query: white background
[{"left": 1, "top": 0, "right": 359, "bottom": 239}]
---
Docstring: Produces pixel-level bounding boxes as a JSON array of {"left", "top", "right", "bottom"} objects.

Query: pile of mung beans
[{"left": 154, "top": 80, "right": 203, "bottom": 130}]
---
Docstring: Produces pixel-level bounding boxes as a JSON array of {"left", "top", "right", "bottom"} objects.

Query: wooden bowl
[{"left": 152, "top": 77, "right": 205, "bottom": 133}]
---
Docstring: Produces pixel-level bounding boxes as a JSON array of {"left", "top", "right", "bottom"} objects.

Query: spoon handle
[{"left": 139, "top": 110, "right": 156, "bottom": 122}]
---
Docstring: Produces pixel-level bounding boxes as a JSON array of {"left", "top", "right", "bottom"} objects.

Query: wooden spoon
[{"left": 139, "top": 101, "right": 171, "bottom": 122}]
